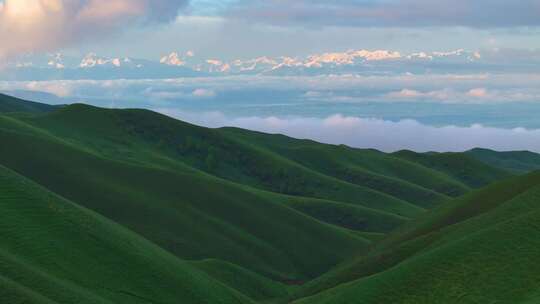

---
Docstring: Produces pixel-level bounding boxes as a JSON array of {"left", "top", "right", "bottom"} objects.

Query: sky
[
  {"left": 1, "top": 0, "right": 540, "bottom": 152},
  {"left": 1, "top": 0, "right": 540, "bottom": 59}
]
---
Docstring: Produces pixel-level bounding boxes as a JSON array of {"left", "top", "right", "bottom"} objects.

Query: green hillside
[
  {"left": 0, "top": 165, "right": 253, "bottom": 304},
  {"left": 1, "top": 94, "right": 538, "bottom": 304},
  {"left": 224, "top": 128, "right": 476, "bottom": 202},
  {"left": 392, "top": 149, "right": 512, "bottom": 189},
  {"left": 23, "top": 105, "right": 424, "bottom": 219},
  {"left": 293, "top": 171, "right": 540, "bottom": 303},
  {"left": 467, "top": 147, "right": 540, "bottom": 174},
  {"left": 191, "top": 259, "right": 289, "bottom": 301},
  {"left": 0, "top": 121, "right": 368, "bottom": 281},
  {"left": 0, "top": 93, "right": 57, "bottom": 113}
]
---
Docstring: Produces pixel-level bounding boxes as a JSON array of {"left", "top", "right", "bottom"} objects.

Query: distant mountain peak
[
  {"left": 1, "top": 48, "right": 491, "bottom": 80},
  {"left": 79, "top": 53, "right": 135, "bottom": 68}
]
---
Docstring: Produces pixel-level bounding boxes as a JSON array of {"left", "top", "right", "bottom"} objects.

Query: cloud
[
  {"left": 154, "top": 110, "right": 540, "bottom": 153},
  {"left": 386, "top": 89, "right": 452, "bottom": 101},
  {"left": 2, "top": 73, "right": 540, "bottom": 105},
  {"left": 224, "top": 0, "right": 540, "bottom": 28},
  {"left": 0, "top": 0, "right": 188, "bottom": 59},
  {"left": 467, "top": 88, "right": 488, "bottom": 98},
  {"left": 192, "top": 88, "right": 216, "bottom": 98},
  {"left": 384, "top": 86, "right": 540, "bottom": 104},
  {"left": 24, "top": 80, "right": 72, "bottom": 97}
]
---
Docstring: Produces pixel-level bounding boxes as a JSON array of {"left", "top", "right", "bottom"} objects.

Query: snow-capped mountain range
[{"left": 0, "top": 48, "right": 527, "bottom": 80}]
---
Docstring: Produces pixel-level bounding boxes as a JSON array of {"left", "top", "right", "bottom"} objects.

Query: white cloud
[
  {"left": 23, "top": 81, "right": 72, "bottom": 97},
  {"left": 192, "top": 88, "right": 216, "bottom": 98},
  {"left": 2, "top": 73, "right": 540, "bottom": 105},
  {"left": 386, "top": 89, "right": 455, "bottom": 101},
  {"left": 467, "top": 88, "right": 489, "bottom": 98},
  {"left": 0, "top": 0, "right": 188, "bottom": 59},
  {"left": 155, "top": 110, "right": 540, "bottom": 153},
  {"left": 225, "top": 0, "right": 540, "bottom": 28}
]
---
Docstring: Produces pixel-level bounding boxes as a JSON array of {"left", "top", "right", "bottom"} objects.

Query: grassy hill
[
  {"left": 1, "top": 94, "right": 538, "bottom": 303},
  {"left": 0, "top": 119, "right": 369, "bottom": 281},
  {"left": 467, "top": 147, "right": 540, "bottom": 174},
  {"left": 21, "top": 104, "right": 514, "bottom": 217},
  {"left": 0, "top": 93, "right": 57, "bottom": 113},
  {"left": 392, "top": 149, "right": 512, "bottom": 189},
  {"left": 191, "top": 259, "right": 289, "bottom": 301},
  {"left": 0, "top": 165, "right": 253, "bottom": 304},
  {"left": 293, "top": 171, "right": 540, "bottom": 303}
]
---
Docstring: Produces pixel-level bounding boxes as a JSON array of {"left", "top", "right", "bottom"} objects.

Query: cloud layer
[
  {"left": 0, "top": 0, "right": 187, "bottom": 59},
  {"left": 157, "top": 110, "right": 540, "bottom": 153},
  {"left": 226, "top": 0, "right": 540, "bottom": 28},
  {"left": 2, "top": 72, "right": 540, "bottom": 105}
]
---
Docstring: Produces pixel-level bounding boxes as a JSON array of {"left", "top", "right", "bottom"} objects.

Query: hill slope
[
  {"left": 0, "top": 165, "right": 253, "bottom": 304},
  {"left": 467, "top": 147, "right": 540, "bottom": 174},
  {"left": 0, "top": 121, "right": 369, "bottom": 281},
  {"left": 19, "top": 104, "right": 514, "bottom": 219},
  {"left": 1, "top": 94, "right": 536, "bottom": 303},
  {"left": 294, "top": 171, "right": 540, "bottom": 303},
  {"left": 0, "top": 105, "right": 375, "bottom": 281},
  {"left": 0, "top": 93, "right": 57, "bottom": 113}
]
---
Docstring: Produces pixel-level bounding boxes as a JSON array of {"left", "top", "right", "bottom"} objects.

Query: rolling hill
[
  {"left": 1, "top": 93, "right": 539, "bottom": 303},
  {"left": 0, "top": 165, "right": 253, "bottom": 304},
  {"left": 293, "top": 170, "right": 540, "bottom": 303},
  {"left": 467, "top": 147, "right": 540, "bottom": 174},
  {"left": 0, "top": 93, "right": 58, "bottom": 113}
]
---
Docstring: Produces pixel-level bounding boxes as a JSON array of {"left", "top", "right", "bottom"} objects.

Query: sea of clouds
[{"left": 2, "top": 72, "right": 540, "bottom": 152}]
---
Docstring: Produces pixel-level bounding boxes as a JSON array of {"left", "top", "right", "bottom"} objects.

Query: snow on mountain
[
  {"left": 47, "top": 53, "right": 65, "bottom": 69},
  {"left": 160, "top": 51, "right": 196, "bottom": 66},
  {"left": 79, "top": 53, "right": 141, "bottom": 68},
  {"left": 232, "top": 57, "right": 278, "bottom": 72},
  {"left": 303, "top": 50, "right": 401, "bottom": 68},
  {"left": 408, "top": 52, "right": 434, "bottom": 60},
  {"left": 0, "top": 48, "right": 499, "bottom": 81}
]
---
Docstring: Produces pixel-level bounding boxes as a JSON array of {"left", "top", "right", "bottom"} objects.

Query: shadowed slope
[
  {"left": 191, "top": 259, "right": 289, "bottom": 301},
  {"left": 0, "top": 112, "right": 368, "bottom": 281},
  {"left": 0, "top": 165, "right": 253, "bottom": 304},
  {"left": 467, "top": 148, "right": 540, "bottom": 174},
  {"left": 293, "top": 171, "right": 540, "bottom": 303},
  {"left": 0, "top": 93, "right": 57, "bottom": 113}
]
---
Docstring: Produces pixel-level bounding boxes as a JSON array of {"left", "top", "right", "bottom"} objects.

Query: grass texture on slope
[
  {"left": 191, "top": 259, "right": 289, "bottom": 301},
  {"left": 0, "top": 114, "right": 368, "bottom": 281},
  {"left": 23, "top": 104, "right": 425, "bottom": 218},
  {"left": 392, "top": 149, "right": 513, "bottom": 189},
  {"left": 223, "top": 127, "right": 514, "bottom": 201},
  {"left": 294, "top": 171, "right": 540, "bottom": 303},
  {"left": 467, "top": 147, "right": 540, "bottom": 174},
  {"left": 0, "top": 165, "right": 253, "bottom": 304},
  {"left": 0, "top": 93, "right": 57, "bottom": 113}
]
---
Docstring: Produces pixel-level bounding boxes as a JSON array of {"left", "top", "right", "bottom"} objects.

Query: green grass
[
  {"left": 392, "top": 149, "right": 513, "bottom": 189},
  {"left": 1, "top": 95, "right": 538, "bottom": 304},
  {"left": 0, "top": 165, "right": 253, "bottom": 304},
  {"left": 467, "top": 147, "right": 540, "bottom": 174},
  {"left": 278, "top": 195, "right": 409, "bottom": 233},
  {"left": 191, "top": 259, "right": 289, "bottom": 301},
  {"left": 293, "top": 171, "right": 540, "bottom": 303},
  {"left": 0, "top": 93, "right": 57, "bottom": 113},
  {"left": 24, "top": 105, "right": 425, "bottom": 219},
  {"left": 0, "top": 110, "right": 369, "bottom": 281},
  {"left": 5, "top": 104, "right": 515, "bottom": 232}
]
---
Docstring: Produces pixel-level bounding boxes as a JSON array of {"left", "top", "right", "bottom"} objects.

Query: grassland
[
  {"left": 0, "top": 165, "right": 253, "bottom": 304},
  {"left": 0, "top": 93, "right": 57, "bottom": 113},
  {"left": 1, "top": 94, "right": 539, "bottom": 304},
  {"left": 293, "top": 171, "right": 540, "bottom": 303},
  {"left": 467, "top": 147, "right": 540, "bottom": 174}
]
